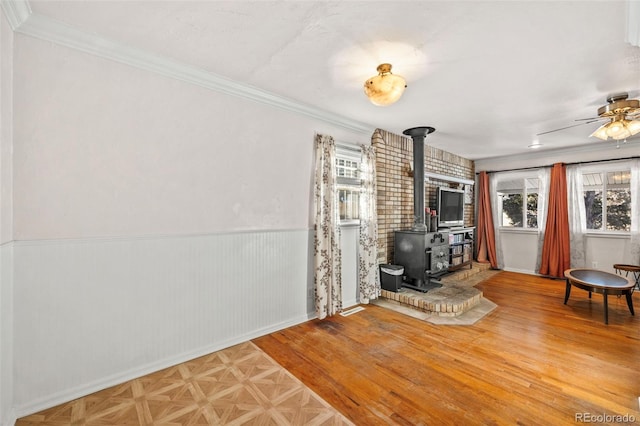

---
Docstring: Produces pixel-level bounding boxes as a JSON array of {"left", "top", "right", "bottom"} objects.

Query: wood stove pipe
[{"left": 402, "top": 126, "right": 436, "bottom": 231}]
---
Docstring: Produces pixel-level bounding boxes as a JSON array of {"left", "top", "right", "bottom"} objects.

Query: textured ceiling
[{"left": 28, "top": 0, "right": 640, "bottom": 159}]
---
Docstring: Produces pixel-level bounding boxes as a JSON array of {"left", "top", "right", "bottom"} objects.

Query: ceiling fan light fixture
[
  {"left": 364, "top": 63, "right": 406, "bottom": 106},
  {"left": 605, "top": 120, "right": 630, "bottom": 139},
  {"left": 590, "top": 117, "right": 640, "bottom": 141},
  {"left": 596, "top": 95, "right": 640, "bottom": 117},
  {"left": 588, "top": 93, "right": 640, "bottom": 141},
  {"left": 590, "top": 123, "right": 610, "bottom": 140},
  {"left": 627, "top": 119, "right": 640, "bottom": 134},
  {"left": 549, "top": 93, "right": 640, "bottom": 142}
]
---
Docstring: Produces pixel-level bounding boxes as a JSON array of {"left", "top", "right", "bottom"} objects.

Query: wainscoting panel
[
  {"left": 0, "top": 243, "right": 15, "bottom": 426},
  {"left": 12, "top": 229, "right": 314, "bottom": 417}
]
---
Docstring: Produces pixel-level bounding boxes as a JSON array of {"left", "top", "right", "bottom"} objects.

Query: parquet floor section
[{"left": 16, "top": 341, "right": 353, "bottom": 426}]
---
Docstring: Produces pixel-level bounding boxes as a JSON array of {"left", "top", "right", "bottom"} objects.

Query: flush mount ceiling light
[
  {"left": 363, "top": 63, "right": 407, "bottom": 106},
  {"left": 590, "top": 94, "right": 640, "bottom": 141},
  {"left": 528, "top": 142, "right": 543, "bottom": 149}
]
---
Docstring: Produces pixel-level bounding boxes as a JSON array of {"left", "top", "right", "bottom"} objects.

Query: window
[
  {"left": 582, "top": 169, "right": 631, "bottom": 232},
  {"left": 337, "top": 186, "right": 360, "bottom": 222},
  {"left": 497, "top": 177, "right": 540, "bottom": 228},
  {"left": 335, "top": 147, "right": 362, "bottom": 224},
  {"left": 336, "top": 158, "right": 360, "bottom": 179}
]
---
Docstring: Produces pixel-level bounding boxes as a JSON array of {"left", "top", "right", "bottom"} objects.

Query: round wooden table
[
  {"left": 564, "top": 268, "right": 635, "bottom": 324},
  {"left": 613, "top": 264, "right": 640, "bottom": 290}
]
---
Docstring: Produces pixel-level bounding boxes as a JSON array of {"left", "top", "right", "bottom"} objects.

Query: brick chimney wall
[{"left": 372, "top": 129, "right": 475, "bottom": 264}]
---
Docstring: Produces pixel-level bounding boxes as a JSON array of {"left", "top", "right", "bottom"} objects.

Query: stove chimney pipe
[{"left": 402, "top": 126, "right": 436, "bottom": 231}]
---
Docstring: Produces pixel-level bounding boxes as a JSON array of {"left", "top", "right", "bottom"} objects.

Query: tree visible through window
[
  {"left": 497, "top": 177, "right": 539, "bottom": 228},
  {"left": 583, "top": 170, "right": 630, "bottom": 231},
  {"left": 492, "top": 165, "right": 634, "bottom": 234},
  {"left": 502, "top": 193, "right": 539, "bottom": 227}
]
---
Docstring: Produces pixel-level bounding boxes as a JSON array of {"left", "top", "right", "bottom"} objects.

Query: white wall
[
  {"left": 13, "top": 34, "right": 329, "bottom": 240},
  {"left": 0, "top": 11, "right": 15, "bottom": 426},
  {"left": 5, "top": 30, "right": 369, "bottom": 419},
  {"left": 0, "top": 246, "right": 12, "bottom": 426},
  {"left": 497, "top": 230, "right": 539, "bottom": 274},
  {"left": 340, "top": 225, "right": 359, "bottom": 308},
  {"left": 583, "top": 234, "right": 635, "bottom": 272},
  {"left": 499, "top": 230, "right": 635, "bottom": 275},
  {"left": 0, "top": 9, "right": 12, "bottom": 244}
]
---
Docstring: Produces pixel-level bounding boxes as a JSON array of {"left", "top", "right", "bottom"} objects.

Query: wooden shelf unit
[{"left": 446, "top": 227, "right": 475, "bottom": 271}]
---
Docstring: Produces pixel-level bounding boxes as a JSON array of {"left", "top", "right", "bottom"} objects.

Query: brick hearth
[{"left": 380, "top": 262, "right": 495, "bottom": 317}]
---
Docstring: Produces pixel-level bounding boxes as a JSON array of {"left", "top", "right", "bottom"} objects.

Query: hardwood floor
[{"left": 253, "top": 271, "right": 640, "bottom": 425}]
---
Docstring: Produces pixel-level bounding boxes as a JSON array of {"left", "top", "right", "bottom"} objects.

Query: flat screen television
[{"left": 436, "top": 187, "right": 465, "bottom": 228}]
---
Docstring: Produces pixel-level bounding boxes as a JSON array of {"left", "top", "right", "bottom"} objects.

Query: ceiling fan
[{"left": 537, "top": 92, "right": 640, "bottom": 142}]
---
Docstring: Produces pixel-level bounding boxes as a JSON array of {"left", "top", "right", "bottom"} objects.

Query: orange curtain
[
  {"left": 539, "top": 163, "right": 570, "bottom": 277},
  {"left": 476, "top": 171, "right": 498, "bottom": 268}
]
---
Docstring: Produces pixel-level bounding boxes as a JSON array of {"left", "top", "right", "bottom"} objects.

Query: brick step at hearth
[
  {"left": 380, "top": 262, "right": 498, "bottom": 317},
  {"left": 441, "top": 262, "right": 495, "bottom": 286}
]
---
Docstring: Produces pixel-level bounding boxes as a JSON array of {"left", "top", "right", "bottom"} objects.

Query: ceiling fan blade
[
  {"left": 537, "top": 93, "right": 640, "bottom": 137},
  {"left": 536, "top": 120, "right": 600, "bottom": 136},
  {"left": 574, "top": 117, "right": 603, "bottom": 121}
]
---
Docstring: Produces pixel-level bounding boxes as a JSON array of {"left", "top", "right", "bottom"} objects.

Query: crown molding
[
  {"left": 4, "top": 4, "right": 373, "bottom": 135},
  {"left": 0, "top": 0, "right": 31, "bottom": 30}
]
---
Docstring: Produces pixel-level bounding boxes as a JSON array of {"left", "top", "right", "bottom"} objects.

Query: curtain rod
[{"left": 478, "top": 155, "right": 640, "bottom": 174}]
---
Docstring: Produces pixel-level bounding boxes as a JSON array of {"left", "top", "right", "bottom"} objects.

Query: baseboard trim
[
  {"left": 503, "top": 267, "right": 537, "bottom": 275},
  {"left": 343, "top": 298, "right": 359, "bottom": 310}
]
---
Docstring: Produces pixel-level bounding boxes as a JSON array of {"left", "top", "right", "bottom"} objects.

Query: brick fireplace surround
[
  {"left": 371, "top": 129, "right": 484, "bottom": 317},
  {"left": 371, "top": 128, "right": 475, "bottom": 265}
]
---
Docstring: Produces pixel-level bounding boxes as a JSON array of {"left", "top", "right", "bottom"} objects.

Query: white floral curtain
[
  {"left": 358, "top": 144, "right": 379, "bottom": 303},
  {"left": 535, "top": 167, "right": 550, "bottom": 272},
  {"left": 489, "top": 175, "right": 504, "bottom": 269},
  {"left": 630, "top": 159, "right": 640, "bottom": 264},
  {"left": 566, "top": 164, "right": 587, "bottom": 268},
  {"left": 313, "top": 134, "right": 342, "bottom": 319}
]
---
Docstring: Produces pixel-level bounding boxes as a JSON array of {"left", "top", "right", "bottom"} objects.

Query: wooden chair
[{"left": 613, "top": 264, "right": 640, "bottom": 291}]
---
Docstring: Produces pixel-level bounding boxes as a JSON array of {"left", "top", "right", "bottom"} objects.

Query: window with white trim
[
  {"left": 496, "top": 176, "right": 540, "bottom": 229},
  {"left": 582, "top": 169, "right": 631, "bottom": 232},
  {"left": 335, "top": 146, "right": 362, "bottom": 224}
]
